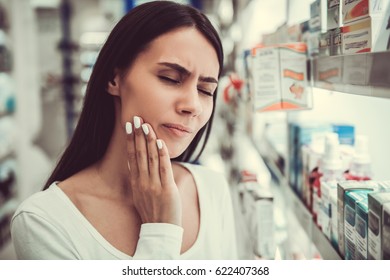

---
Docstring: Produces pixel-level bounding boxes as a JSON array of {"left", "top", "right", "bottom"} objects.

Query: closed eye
[
  {"left": 198, "top": 88, "right": 213, "bottom": 97},
  {"left": 158, "top": 76, "right": 180, "bottom": 85},
  {"left": 159, "top": 75, "right": 213, "bottom": 97}
]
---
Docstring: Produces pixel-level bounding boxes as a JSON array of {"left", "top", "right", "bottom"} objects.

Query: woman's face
[{"left": 114, "top": 27, "right": 220, "bottom": 158}]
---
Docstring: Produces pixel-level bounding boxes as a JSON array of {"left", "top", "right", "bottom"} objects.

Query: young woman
[{"left": 11, "top": 1, "right": 237, "bottom": 259}]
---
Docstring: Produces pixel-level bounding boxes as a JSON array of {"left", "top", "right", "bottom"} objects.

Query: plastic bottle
[
  {"left": 345, "top": 135, "right": 372, "bottom": 181},
  {"left": 312, "top": 133, "right": 344, "bottom": 227}
]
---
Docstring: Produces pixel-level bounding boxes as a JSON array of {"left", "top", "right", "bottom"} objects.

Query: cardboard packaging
[
  {"left": 328, "top": 0, "right": 342, "bottom": 30},
  {"left": 319, "top": 31, "right": 332, "bottom": 56},
  {"left": 356, "top": 197, "right": 369, "bottom": 259},
  {"left": 337, "top": 180, "right": 379, "bottom": 258},
  {"left": 310, "top": 0, "right": 322, "bottom": 32},
  {"left": 374, "top": 3, "right": 390, "bottom": 51},
  {"left": 321, "top": 181, "right": 338, "bottom": 240},
  {"left": 368, "top": 191, "right": 390, "bottom": 259},
  {"left": 251, "top": 43, "right": 311, "bottom": 112},
  {"left": 342, "top": 3, "right": 390, "bottom": 53},
  {"left": 342, "top": 0, "right": 388, "bottom": 24},
  {"left": 344, "top": 190, "right": 372, "bottom": 259},
  {"left": 383, "top": 202, "right": 390, "bottom": 259},
  {"left": 330, "top": 190, "right": 339, "bottom": 248},
  {"left": 342, "top": 16, "right": 382, "bottom": 54},
  {"left": 331, "top": 27, "right": 343, "bottom": 55}
]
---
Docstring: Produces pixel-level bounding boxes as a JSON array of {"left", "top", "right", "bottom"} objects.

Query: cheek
[
  {"left": 200, "top": 101, "right": 214, "bottom": 126},
  {"left": 119, "top": 79, "right": 159, "bottom": 118}
]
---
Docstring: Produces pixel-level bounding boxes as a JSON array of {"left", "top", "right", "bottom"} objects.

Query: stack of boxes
[
  {"left": 287, "top": 119, "right": 390, "bottom": 259},
  {"left": 342, "top": 0, "right": 390, "bottom": 54},
  {"left": 315, "top": 1, "right": 390, "bottom": 88},
  {"left": 328, "top": 0, "right": 343, "bottom": 56},
  {"left": 322, "top": 0, "right": 390, "bottom": 55},
  {"left": 259, "top": 1, "right": 390, "bottom": 57},
  {"left": 337, "top": 181, "right": 379, "bottom": 259},
  {"left": 337, "top": 181, "right": 390, "bottom": 260}
]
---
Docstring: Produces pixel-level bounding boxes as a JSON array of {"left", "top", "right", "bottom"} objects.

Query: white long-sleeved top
[{"left": 11, "top": 163, "right": 237, "bottom": 259}]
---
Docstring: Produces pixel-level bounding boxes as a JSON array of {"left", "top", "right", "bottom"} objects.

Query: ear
[{"left": 107, "top": 74, "right": 121, "bottom": 97}]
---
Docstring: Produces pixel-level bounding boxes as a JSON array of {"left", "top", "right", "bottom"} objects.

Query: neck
[{"left": 95, "top": 119, "right": 130, "bottom": 195}]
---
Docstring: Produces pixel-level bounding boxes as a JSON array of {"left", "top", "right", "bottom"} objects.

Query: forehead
[{"left": 137, "top": 27, "right": 220, "bottom": 78}]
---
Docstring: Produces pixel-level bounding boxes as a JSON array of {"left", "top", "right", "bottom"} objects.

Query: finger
[
  {"left": 141, "top": 123, "right": 159, "bottom": 183},
  {"left": 125, "top": 121, "right": 138, "bottom": 185},
  {"left": 133, "top": 116, "right": 148, "bottom": 177},
  {"left": 156, "top": 139, "right": 175, "bottom": 188}
]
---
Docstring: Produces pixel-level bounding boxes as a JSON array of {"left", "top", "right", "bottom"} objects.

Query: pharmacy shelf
[
  {"left": 260, "top": 152, "right": 342, "bottom": 260},
  {"left": 283, "top": 184, "right": 341, "bottom": 260},
  {"left": 312, "top": 51, "right": 390, "bottom": 99}
]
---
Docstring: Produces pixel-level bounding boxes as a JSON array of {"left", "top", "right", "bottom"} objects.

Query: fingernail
[
  {"left": 141, "top": 124, "right": 149, "bottom": 135},
  {"left": 125, "top": 122, "right": 132, "bottom": 134},
  {"left": 133, "top": 116, "right": 141, "bottom": 128},
  {"left": 156, "top": 139, "right": 163, "bottom": 150}
]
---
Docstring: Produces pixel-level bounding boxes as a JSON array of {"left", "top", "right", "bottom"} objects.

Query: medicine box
[
  {"left": 251, "top": 44, "right": 311, "bottom": 113},
  {"left": 342, "top": 17, "right": 379, "bottom": 54},
  {"left": 383, "top": 202, "right": 390, "bottom": 259},
  {"left": 321, "top": 181, "right": 338, "bottom": 240},
  {"left": 331, "top": 27, "right": 343, "bottom": 55},
  {"left": 342, "top": 0, "right": 388, "bottom": 24},
  {"left": 330, "top": 189, "right": 339, "bottom": 249},
  {"left": 319, "top": 31, "right": 332, "bottom": 56},
  {"left": 368, "top": 191, "right": 390, "bottom": 259},
  {"left": 374, "top": 3, "right": 390, "bottom": 52},
  {"left": 344, "top": 190, "right": 371, "bottom": 259},
  {"left": 310, "top": 0, "right": 322, "bottom": 32},
  {"left": 337, "top": 180, "right": 378, "bottom": 258},
  {"left": 356, "top": 197, "right": 369, "bottom": 259},
  {"left": 328, "top": 0, "right": 342, "bottom": 30}
]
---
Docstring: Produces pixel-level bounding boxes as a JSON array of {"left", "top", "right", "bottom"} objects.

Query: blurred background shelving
[{"left": 313, "top": 51, "right": 390, "bottom": 99}]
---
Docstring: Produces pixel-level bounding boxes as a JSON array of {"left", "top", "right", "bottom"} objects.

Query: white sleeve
[
  {"left": 133, "top": 223, "right": 184, "bottom": 260},
  {"left": 221, "top": 180, "right": 238, "bottom": 259},
  {"left": 11, "top": 212, "right": 80, "bottom": 260}
]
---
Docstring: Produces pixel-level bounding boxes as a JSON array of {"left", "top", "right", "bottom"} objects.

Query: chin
[
  {"left": 166, "top": 144, "right": 187, "bottom": 159},
  {"left": 168, "top": 149, "right": 185, "bottom": 159}
]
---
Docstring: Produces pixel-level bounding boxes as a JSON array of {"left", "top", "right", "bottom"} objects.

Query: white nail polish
[
  {"left": 156, "top": 139, "right": 163, "bottom": 150},
  {"left": 141, "top": 124, "right": 149, "bottom": 135},
  {"left": 125, "top": 122, "right": 132, "bottom": 134},
  {"left": 133, "top": 116, "right": 141, "bottom": 128}
]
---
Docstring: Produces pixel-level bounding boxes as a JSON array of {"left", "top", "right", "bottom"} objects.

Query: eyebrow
[{"left": 157, "top": 62, "right": 218, "bottom": 84}]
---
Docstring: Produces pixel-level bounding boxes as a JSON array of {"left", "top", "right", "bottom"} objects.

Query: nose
[{"left": 177, "top": 85, "right": 203, "bottom": 117}]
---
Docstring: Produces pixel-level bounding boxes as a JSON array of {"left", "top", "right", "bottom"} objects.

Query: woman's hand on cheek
[{"left": 125, "top": 116, "right": 182, "bottom": 227}]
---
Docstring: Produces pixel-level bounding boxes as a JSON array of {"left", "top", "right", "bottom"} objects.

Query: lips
[{"left": 162, "top": 123, "right": 193, "bottom": 137}]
